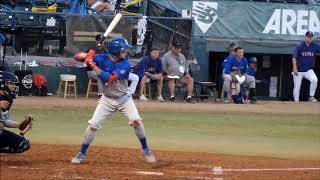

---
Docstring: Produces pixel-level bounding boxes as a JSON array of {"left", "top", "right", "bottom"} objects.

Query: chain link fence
[{"left": 1, "top": 10, "right": 193, "bottom": 61}]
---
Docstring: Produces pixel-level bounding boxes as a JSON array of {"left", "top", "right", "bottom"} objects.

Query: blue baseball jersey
[
  {"left": 94, "top": 53, "right": 130, "bottom": 83},
  {"left": 0, "top": 33, "right": 5, "bottom": 45},
  {"left": 223, "top": 55, "right": 248, "bottom": 75},
  {"left": 247, "top": 67, "right": 257, "bottom": 77},
  {"left": 292, "top": 41, "right": 319, "bottom": 72},
  {"left": 93, "top": 53, "right": 131, "bottom": 98},
  {"left": 133, "top": 55, "right": 163, "bottom": 79},
  {"left": 222, "top": 55, "right": 233, "bottom": 70}
]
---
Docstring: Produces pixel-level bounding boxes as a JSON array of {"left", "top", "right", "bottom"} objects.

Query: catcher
[{"left": 0, "top": 71, "right": 33, "bottom": 153}]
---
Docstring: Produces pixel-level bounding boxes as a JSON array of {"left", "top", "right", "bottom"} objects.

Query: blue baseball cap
[{"left": 305, "top": 31, "right": 313, "bottom": 37}]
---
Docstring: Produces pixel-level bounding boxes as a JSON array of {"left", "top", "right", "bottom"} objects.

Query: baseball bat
[{"left": 98, "top": 13, "right": 123, "bottom": 47}]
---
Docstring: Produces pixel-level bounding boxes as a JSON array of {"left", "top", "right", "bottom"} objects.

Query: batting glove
[{"left": 85, "top": 50, "right": 97, "bottom": 68}]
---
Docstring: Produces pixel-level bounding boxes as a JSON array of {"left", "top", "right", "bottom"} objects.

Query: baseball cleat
[
  {"left": 139, "top": 95, "right": 149, "bottom": 101},
  {"left": 143, "top": 149, "right": 156, "bottom": 163},
  {"left": 309, "top": 96, "right": 318, "bottom": 102},
  {"left": 157, "top": 95, "right": 165, "bottom": 102},
  {"left": 250, "top": 97, "right": 258, "bottom": 104},
  {"left": 71, "top": 153, "right": 85, "bottom": 164},
  {"left": 169, "top": 96, "right": 175, "bottom": 102},
  {"left": 186, "top": 97, "right": 195, "bottom": 104}
]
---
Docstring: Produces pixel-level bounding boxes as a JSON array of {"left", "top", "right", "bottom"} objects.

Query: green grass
[{"left": 10, "top": 107, "right": 320, "bottom": 160}]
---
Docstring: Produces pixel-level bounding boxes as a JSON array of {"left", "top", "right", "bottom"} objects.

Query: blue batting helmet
[
  {"left": 248, "top": 57, "right": 257, "bottom": 64},
  {"left": 107, "top": 37, "right": 132, "bottom": 57}
]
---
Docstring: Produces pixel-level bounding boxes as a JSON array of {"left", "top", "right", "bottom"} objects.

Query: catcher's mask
[{"left": 0, "top": 71, "right": 19, "bottom": 100}]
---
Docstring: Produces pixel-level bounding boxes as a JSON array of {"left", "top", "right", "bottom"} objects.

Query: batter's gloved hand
[
  {"left": 19, "top": 116, "right": 33, "bottom": 136},
  {"left": 85, "top": 50, "right": 97, "bottom": 68},
  {"left": 74, "top": 52, "right": 88, "bottom": 62}
]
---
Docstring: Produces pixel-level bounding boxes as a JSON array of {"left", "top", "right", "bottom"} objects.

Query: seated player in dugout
[
  {"left": 223, "top": 47, "right": 257, "bottom": 104},
  {"left": 244, "top": 56, "right": 258, "bottom": 101},
  {"left": 0, "top": 71, "right": 33, "bottom": 153},
  {"left": 162, "top": 42, "right": 195, "bottom": 103},
  {"left": 221, "top": 40, "right": 238, "bottom": 103},
  {"left": 133, "top": 48, "right": 165, "bottom": 102}
]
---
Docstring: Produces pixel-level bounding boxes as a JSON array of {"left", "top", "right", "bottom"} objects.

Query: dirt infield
[
  {"left": 1, "top": 144, "right": 320, "bottom": 180},
  {"left": 1, "top": 97, "right": 320, "bottom": 180}
]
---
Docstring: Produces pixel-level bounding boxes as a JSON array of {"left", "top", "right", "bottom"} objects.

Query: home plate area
[{"left": 1, "top": 144, "right": 319, "bottom": 180}]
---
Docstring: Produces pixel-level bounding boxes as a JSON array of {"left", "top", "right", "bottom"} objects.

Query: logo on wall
[
  {"left": 22, "top": 74, "right": 33, "bottom": 89},
  {"left": 192, "top": 1, "right": 218, "bottom": 34}
]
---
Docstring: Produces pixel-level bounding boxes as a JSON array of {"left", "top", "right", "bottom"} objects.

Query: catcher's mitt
[{"left": 19, "top": 116, "right": 33, "bottom": 135}]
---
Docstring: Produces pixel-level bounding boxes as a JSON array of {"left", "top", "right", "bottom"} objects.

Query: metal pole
[{"left": 279, "top": 56, "right": 283, "bottom": 99}]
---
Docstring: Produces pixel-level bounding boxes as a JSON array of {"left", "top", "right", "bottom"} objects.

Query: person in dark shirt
[
  {"left": 133, "top": 48, "right": 164, "bottom": 102},
  {"left": 292, "top": 31, "right": 319, "bottom": 102}
]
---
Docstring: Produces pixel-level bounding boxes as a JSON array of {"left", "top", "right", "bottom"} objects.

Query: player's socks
[
  {"left": 80, "top": 126, "right": 97, "bottom": 155},
  {"left": 134, "top": 123, "right": 149, "bottom": 150},
  {"left": 223, "top": 91, "right": 228, "bottom": 100},
  {"left": 80, "top": 144, "right": 89, "bottom": 155},
  {"left": 139, "top": 137, "right": 149, "bottom": 150}
]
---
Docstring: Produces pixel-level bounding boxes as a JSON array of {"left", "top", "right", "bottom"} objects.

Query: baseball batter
[
  {"left": 71, "top": 37, "right": 156, "bottom": 164},
  {"left": 292, "top": 31, "right": 319, "bottom": 102}
]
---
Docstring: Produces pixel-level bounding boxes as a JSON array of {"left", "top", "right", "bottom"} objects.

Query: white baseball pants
[
  {"left": 88, "top": 95, "right": 142, "bottom": 129},
  {"left": 293, "top": 69, "right": 318, "bottom": 102}
]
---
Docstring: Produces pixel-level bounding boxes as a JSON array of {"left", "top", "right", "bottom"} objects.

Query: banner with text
[{"left": 151, "top": 0, "right": 320, "bottom": 40}]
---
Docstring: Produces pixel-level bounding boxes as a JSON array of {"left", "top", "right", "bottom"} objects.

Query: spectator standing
[{"left": 292, "top": 31, "right": 319, "bottom": 102}]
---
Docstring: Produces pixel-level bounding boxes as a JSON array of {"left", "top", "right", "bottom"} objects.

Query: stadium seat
[
  {"left": 0, "top": 12, "right": 15, "bottom": 31},
  {"left": 39, "top": 14, "right": 64, "bottom": 30},
  {"left": 56, "top": 2, "right": 68, "bottom": 13},
  {"left": 34, "top": 0, "right": 48, "bottom": 8},
  {"left": 14, "top": 0, "right": 32, "bottom": 11},
  {"left": 144, "top": 78, "right": 152, "bottom": 100},
  {"left": 268, "top": 0, "right": 287, "bottom": 3},
  {"left": 16, "top": 13, "right": 40, "bottom": 27},
  {"left": 194, "top": 81, "right": 217, "bottom": 102},
  {"left": 57, "top": 74, "right": 78, "bottom": 99},
  {"left": 86, "top": 78, "right": 98, "bottom": 98},
  {"left": 285, "top": 0, "right": 301, "bottom": 3}
]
